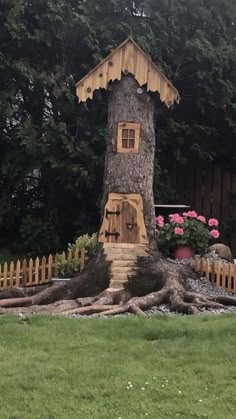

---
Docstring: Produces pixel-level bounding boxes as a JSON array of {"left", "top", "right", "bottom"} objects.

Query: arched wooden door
[{"left": 99, "top": 193, "right": 148, "bottom": 244}]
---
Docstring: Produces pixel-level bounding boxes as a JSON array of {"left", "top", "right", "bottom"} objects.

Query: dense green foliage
[
  {"left": 0, "top": 0, "right": 235, "bottom": 255},
  {"left": 57, "top": 232, "right": 97, "bottom": 278},
  {"left": 0, "top": 314, "right": 236, "bottom": 418}
]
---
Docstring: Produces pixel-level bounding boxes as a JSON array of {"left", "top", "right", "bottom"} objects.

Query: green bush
[
  {"left": 57, "top": 256, "right": 81, "bottom": 279},
  {"left": 68, "top": 233, "right": 98, "bottom": 255},
  {"left": 57, "top": 233, "right": 98, "bottom": 278}
]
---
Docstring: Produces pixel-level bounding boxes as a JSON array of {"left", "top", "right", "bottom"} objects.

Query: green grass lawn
[{"left": 0, "top": 314, "right": 236, "bottom": 419}]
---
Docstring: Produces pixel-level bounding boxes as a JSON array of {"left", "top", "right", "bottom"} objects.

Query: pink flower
[
  {"left": 197, "top": 215, "right": 206, "bottom": 223},
  {"left": 174, "top": 227, "right": 184, "bottom": 236},
  {"left": 183, "top": 211, "right": 198, "bottom": 218},
  {"left": 169, "top": 213, "right": 179, "bottom": 220},
  {"left": 169, "top": 214, "right": 184, "bottom": 224},
  {"left": 156, "top": 215, "right": 164, "bottom": 228},
  {"left": 208, "top": 218, "right": 219, "bottom": 227},
  {"left": 210, "top": 229, "right": 220, "bottom": 239}
]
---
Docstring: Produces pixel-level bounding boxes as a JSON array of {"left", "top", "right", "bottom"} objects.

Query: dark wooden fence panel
[
  {"left": 231, "top": 174, "right": 236, "bottom": 257},
  {"left": 221, "top": 172, "right": 231, "bottom": 220},
  {"left": 171, "top": 165, "right": 236, "bottom": 257}
]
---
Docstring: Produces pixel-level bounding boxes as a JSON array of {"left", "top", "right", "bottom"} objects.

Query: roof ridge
[{"left": 76, "top": 38, "right": 180, "bottom": 107}]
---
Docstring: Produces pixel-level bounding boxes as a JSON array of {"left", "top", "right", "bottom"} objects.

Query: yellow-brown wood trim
[
  {"left": 76, "top": 38, "right": 180, "bottom": 105},
  {"left": 76, "top": 38, "right": 179, "bottom": 96},
  {"left": 117, "top": 122, "right": 140, "bottom": 153},
  {"left": 76, "top": 38, "right": 130, "bottom": 88},
  {"left": 99, "top": 193, "right": 148, "bottom": 244}
]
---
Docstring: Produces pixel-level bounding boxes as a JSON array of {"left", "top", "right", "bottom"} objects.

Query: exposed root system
[{"left": 0, "top": 252, "right": 235, "bottom": 317}]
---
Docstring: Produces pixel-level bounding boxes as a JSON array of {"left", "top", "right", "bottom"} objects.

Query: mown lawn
[{"left": 0, "top": 314, "right": 235, "bottom": 419}]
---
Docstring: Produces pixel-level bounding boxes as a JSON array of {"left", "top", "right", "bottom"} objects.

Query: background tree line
[{"left": 0, "top": 0, "right": 235, "bottom": 256}]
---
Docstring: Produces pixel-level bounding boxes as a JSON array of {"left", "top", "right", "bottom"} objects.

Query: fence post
[
  {"left": 41, "top": 256, "right": 46, "bottom": 284},
  {"left": 15, "top": 260, "right": 21, "bottom": 287},
  {"left": 215, "top": 261, "right": 221, "bottom": 288},
  {"left": 22, "top": 259, "right": 27, "bottom": 287},
  {"left": 54, "top": 254, "right": 58, "bottom": 278},
  {"left": 80, "top": 248, "right": 85, "bottom": 272},
  {"left": 199, "top": 258, "right": 204, "bottom": 277},
  {"left": 48, "top": 255, "right": 53, "bottom": 281},
  {"left": 228, "top": 264, "right": 233, "bottom": 292},
  {"left": 3, "top": 262, "right": 8, "bottom": 288},
  {"left": 35, "top": 257, "right": 39, "bottom": 284},
  {"left": 221, "top": 263, "right": 227, "bottom": 290},
  {"left": 210, "top": 261, "right": 215, "bottom": 286},
  {"left": 9, "top": 261, "right": 14, "bottom": 288},
  {"left": 28, "top": 258, "right": 33, "bottom": 286}
]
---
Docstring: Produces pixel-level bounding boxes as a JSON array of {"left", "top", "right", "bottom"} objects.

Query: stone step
[
  {"left": 110, "top": 273, "right": 129, "bottom": 281},
  {"left": 110, "top": 266, "right": 136, "bottom": 275},
  {"left": 104, "top": 249, "right": 149, "bottom": 257},
  {"left": 103, "top": 243, "right": 148, "bottom": 249},
  {"left": 109, "top": 280, "right": 126, "bottom": 289},
  {"left": 105, "top": 253, "right": 138, "bottom": 261},
  {"left": 103, "top": 245, "right": 148, "bottom": 250},
  {"left": 111, "top": 260, "right": 136, "bottom": 267}
]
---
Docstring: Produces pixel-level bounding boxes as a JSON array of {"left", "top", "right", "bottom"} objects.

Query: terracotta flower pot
[{"left": 174, "top": 245, "right": 195, "bottom": 260}]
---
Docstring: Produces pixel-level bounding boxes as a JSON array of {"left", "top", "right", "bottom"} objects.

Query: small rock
[{"left": 208, "top": 243, "right": 233, "bottom": 262}]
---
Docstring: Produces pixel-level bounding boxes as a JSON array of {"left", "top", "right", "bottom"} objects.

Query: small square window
[
  {"left": 129, "top": 138, "right": 135, "bottom": 148},
  {"left": 129, "top": 129, "right": 135, "bottom": 139},
  {"left": 122, "top": 129, "right": 129, "bottom": 139},
  {"left": 117, "top": 122, "right": 140, "bottom": 154},
  {"left": 122, "top": 139, "right": 128, "bottom": 148}
]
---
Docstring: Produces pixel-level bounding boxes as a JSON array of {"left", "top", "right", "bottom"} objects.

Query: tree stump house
[{"left": 76, "top": 38, "right": 180, "bottom": 288}]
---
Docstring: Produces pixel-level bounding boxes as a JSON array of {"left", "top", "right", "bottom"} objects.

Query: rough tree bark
[
  {"left": 1, "top": 75, "right": 236, "bottom": 315},
  {"left": 101, "top": 75, "right": 156, "bottom": 243}
]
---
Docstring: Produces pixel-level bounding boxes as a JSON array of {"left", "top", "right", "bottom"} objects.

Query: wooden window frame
[{"left": 117, "top": 122, "right": 141, "bottom": 154}]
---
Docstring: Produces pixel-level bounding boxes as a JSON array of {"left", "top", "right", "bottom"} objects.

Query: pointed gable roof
[{"left": 76, "top": 38, "right": 180, "bottom": 107}]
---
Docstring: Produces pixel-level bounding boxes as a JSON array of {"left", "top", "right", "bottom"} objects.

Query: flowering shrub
[{"left": 156, "top": 212, "right": 220, "bottom": 256}]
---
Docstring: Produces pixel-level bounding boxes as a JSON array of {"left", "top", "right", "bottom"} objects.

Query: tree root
[
  {"left": 1, "top": 284, "right": 235, "bottom": 317},
  {"left": 0, "top": 252, "right": 236, "bottom": 317},
  {"left": 58, "top": 282, "right": 236, "bottom": 317}
]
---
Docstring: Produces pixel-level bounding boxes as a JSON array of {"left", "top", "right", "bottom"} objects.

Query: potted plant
[{"left": 156, "top": 212, "right": 220, "bottom": 259}]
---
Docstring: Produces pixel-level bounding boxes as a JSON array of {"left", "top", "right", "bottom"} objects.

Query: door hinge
[
  {"left": 106, "top": 209, "right": 121, "bottom": 218},
  {"left": 105, "top": 230, "right": 120, "bottom": 238}
]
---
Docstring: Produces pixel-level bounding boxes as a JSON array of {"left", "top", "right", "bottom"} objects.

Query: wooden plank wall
[{"left": 169, "top": 165, "right": 236, "bottom": 256}]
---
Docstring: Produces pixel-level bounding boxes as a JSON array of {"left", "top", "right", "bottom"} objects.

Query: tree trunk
[
  {"left": 1, "top": 75, "right": 236, "bottom": 314},
  {"left": 101, "top": 75, "right": 156, "bottom": 244}
]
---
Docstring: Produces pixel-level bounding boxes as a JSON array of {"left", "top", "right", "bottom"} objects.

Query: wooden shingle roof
[{"left": 76, "top": 38, "right": 180, "bottom": 107}]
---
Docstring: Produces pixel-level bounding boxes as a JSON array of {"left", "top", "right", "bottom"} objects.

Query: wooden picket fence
[
  {"left": 0, "top": 248, "right": 87, "bottom": 290},
  {"left": 195, "top": 257, "right": 236, "bottom": 294}
]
